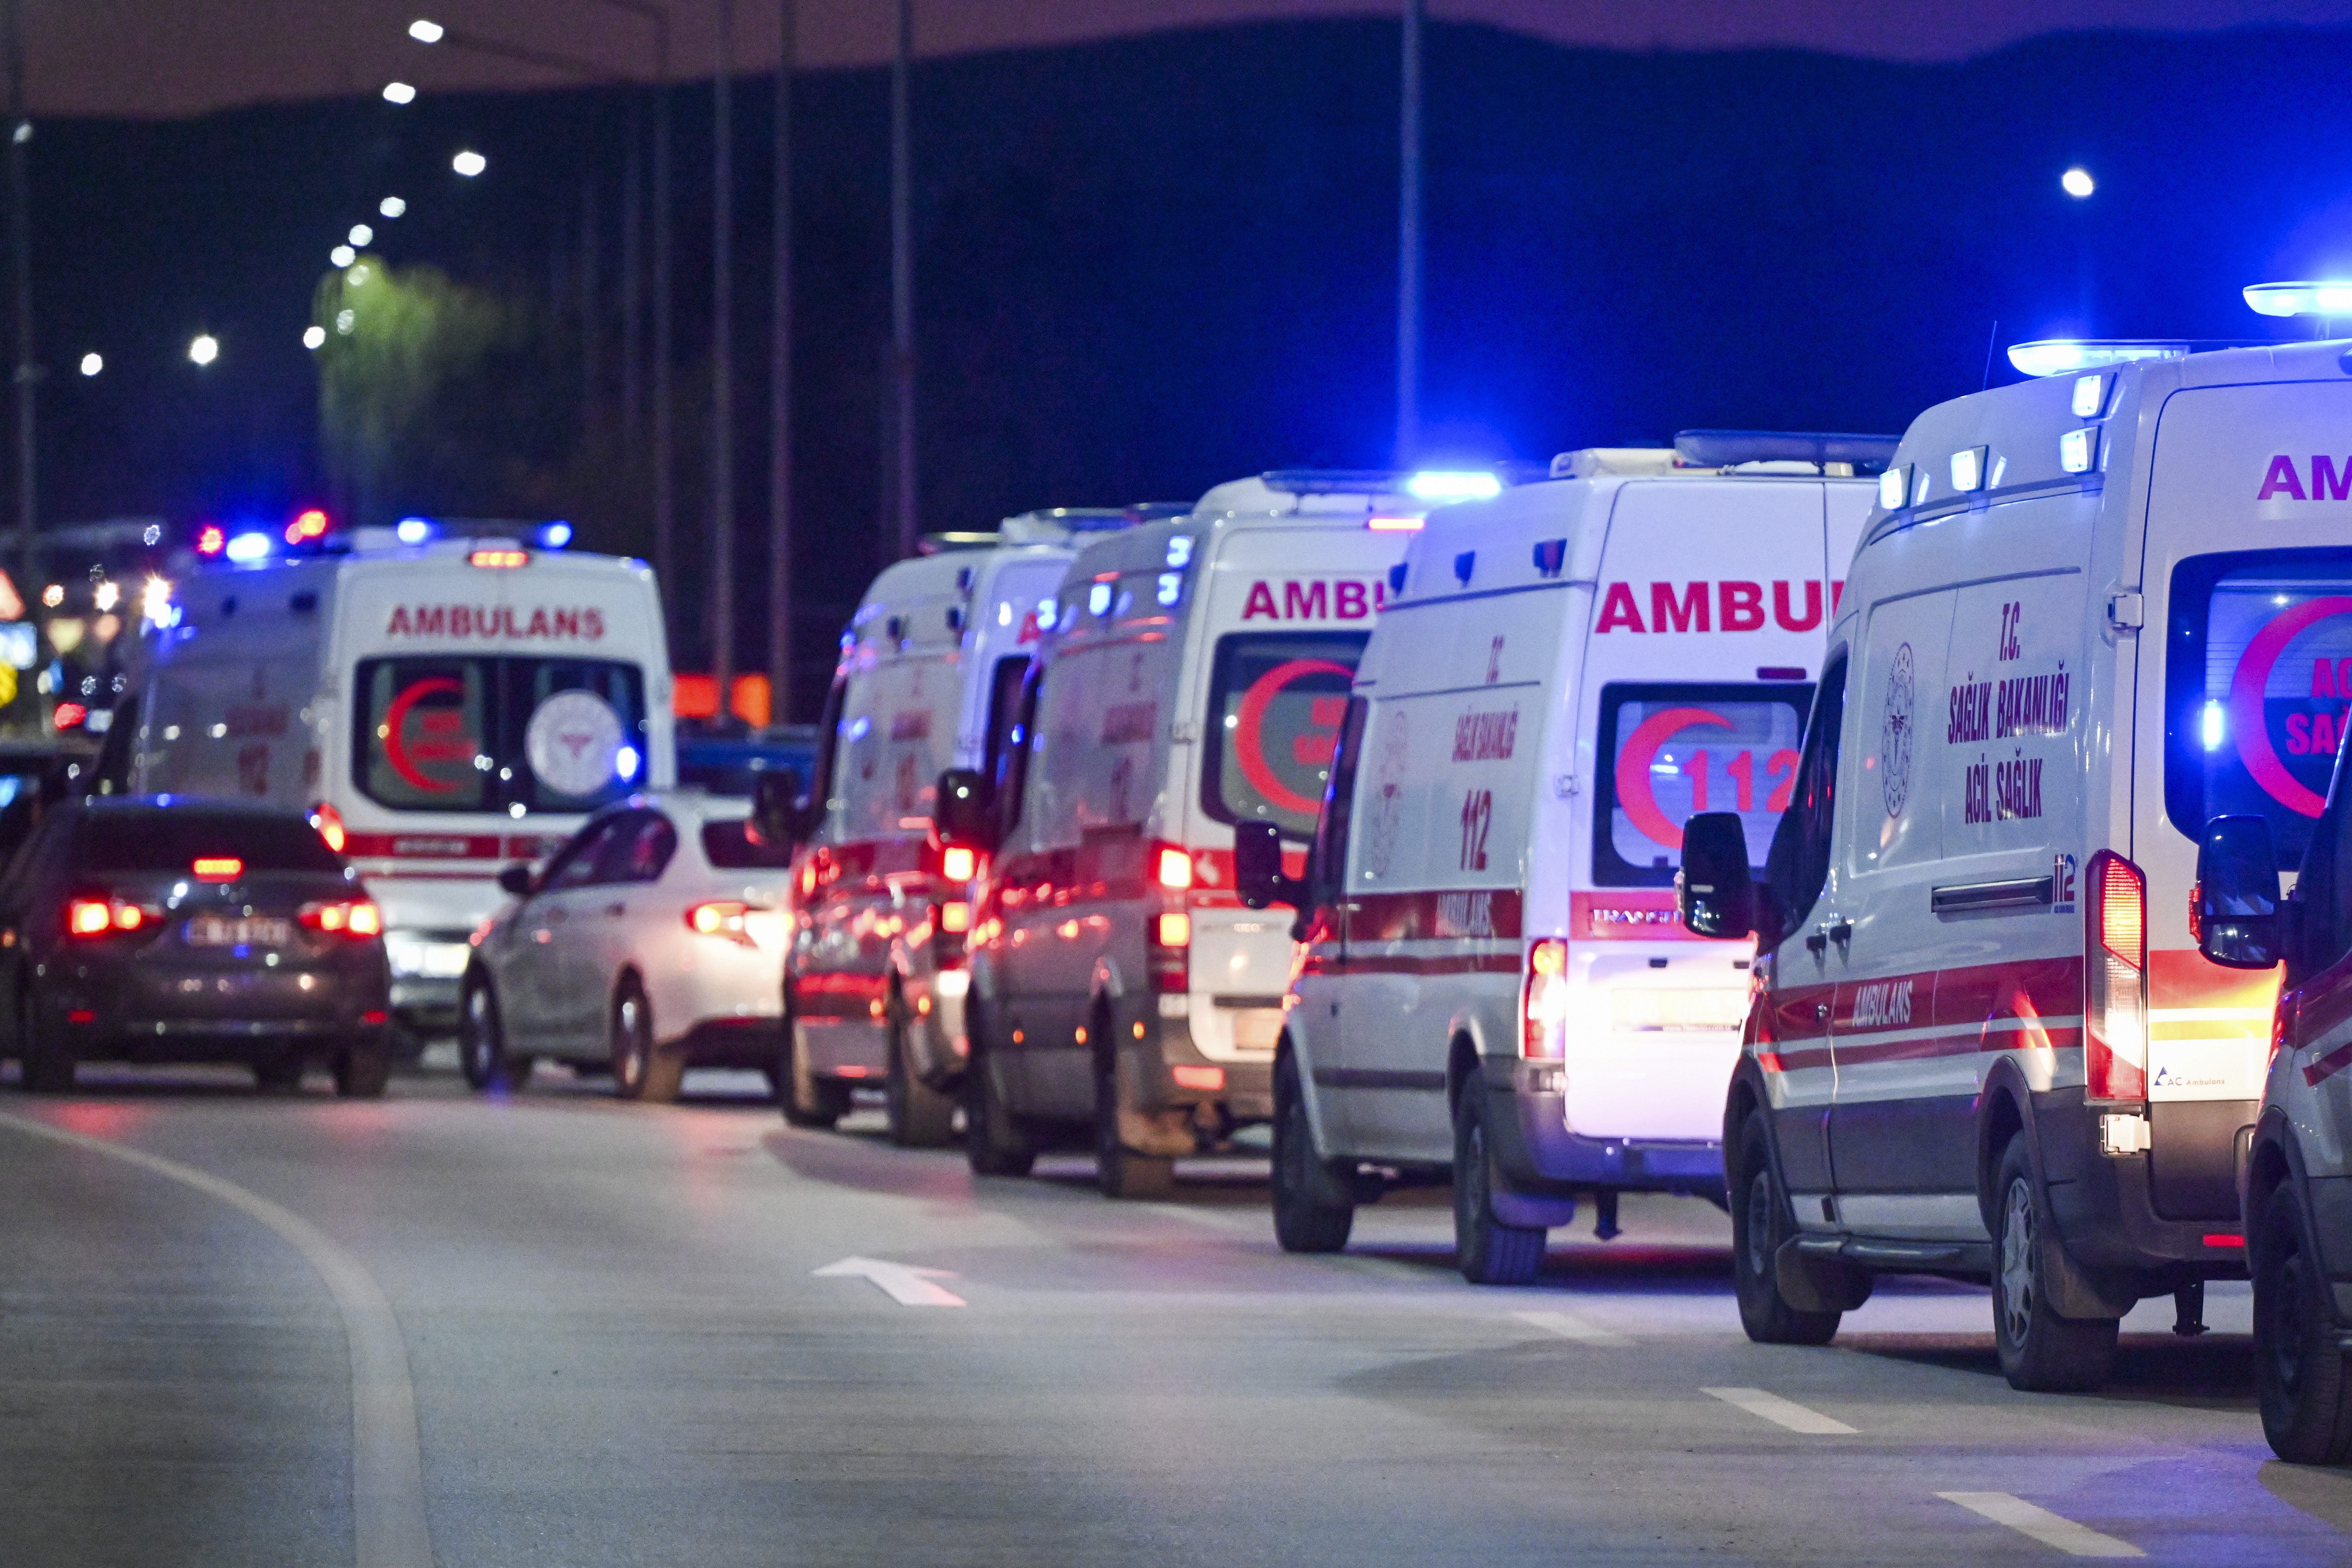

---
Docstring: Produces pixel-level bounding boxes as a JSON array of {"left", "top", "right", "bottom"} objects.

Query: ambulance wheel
[
  {"left": 1452, "top": 1084, "right": 1545, "bottom": 1285},
  {"left": 1094, "top": 1040, "right": 1174, "bottom": 1200},
  {"left": 885, "top": 1005, "right": 955, "bottom": 1148},
  {"left": 1731, "top": 1110, "right": 1841, "bottom": 1345},
  {"left": 458, "top": 973, "right": 532, "bottom": 1092},
  {"left": 778, "top": 1016, "right": 848, "bottom": 1129},
  {"left": 1272, "top": 1045, "right": 1353, "bottom": 1253},
  {"left": 2255, "top": 1183, "right": 2352, "bottom": 1463},
  {"left": 963, "top": 1011, "right": 1037, "bottom": 1177},
  {"left": 1993, "top": 1135, "right": 2118, "bottom": 1392},
  {"left": 333, "top": 1040, "right": 391, "bottom": 1099},
  {"left": 610, "top": 981, "right": 682, "bottom": 1104}
]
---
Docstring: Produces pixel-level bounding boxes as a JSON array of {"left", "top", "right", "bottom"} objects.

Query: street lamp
[
  {"left": 188, "top": 335, "right": 218, "bottom": 367},
  {"left": 330, "top": 243, "right": 357, "bottom": 267},
  {"left": 379, "top": 196, "right": 406, "bottom": 218},
  {"left": 77, "top": 353, "right": 98, "bottom": 377},
  {"left": 408, "top": 18, "right": 445, "bottom": 43},
  {"left": 348, "top": 224, "right": 374, "bottom": 248},
  {"left": 302, "top": 326, "right": 326, "bottom": 351},
  {"left": 2062, "top": 166, "right": 2094, "bottom": 198},
  {"left": 382, "top": 81, "right": 417, "bottom": 105},
  {"left": 451, "top": 150, "right": 486, "bottom": 178}
]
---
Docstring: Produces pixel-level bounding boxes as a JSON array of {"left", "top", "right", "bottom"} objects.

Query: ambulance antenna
[{"left": 1980, "top": 320, "right": 1999, "bottom": 391}]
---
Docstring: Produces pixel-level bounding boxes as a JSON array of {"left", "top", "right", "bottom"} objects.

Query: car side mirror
[
  {"left": 496, "top": 862, "right": 535, "bottom": 898},
  {"left": 1235, "top": 819, "right": 1306, "bottom": 911},
  {"left": 1678, "top": 812, "right": 1754, "bottom": 939},
  {"left": 934, "top": 767, "right": 996, "bottom": 852},
  {"left": 751, "top": 768, "right": 805, "bottom": 851},
  {"left": 2196, "top": 813, "right": 2283, "bottom": 969}
]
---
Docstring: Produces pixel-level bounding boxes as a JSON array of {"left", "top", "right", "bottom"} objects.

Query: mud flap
[
  {"left": 1774, "top": 1239, "right": 1873, "bottom": 1313},
  {"left": 1116, "top": 1050, "right": 1198, "bottom": 1157},
  {"left": 2041, "top": 1227, "right": 2141, "bottom": 1320}
]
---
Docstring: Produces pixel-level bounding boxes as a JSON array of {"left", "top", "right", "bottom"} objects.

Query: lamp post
[
  {"left": 770, "top": 0, "right": 795, "bottom": 722},
  {"left": 1396, "top": 0, "right": 1422, "bottom": 469},
  {"left": 6, "top": 0, "right": 31, "bottom": 572},
  {"left": 888, "top": 0, "right": 915, "bottom": 562},
  {"left": 710, "top": 0, "right": 737, "bottom": 713}
]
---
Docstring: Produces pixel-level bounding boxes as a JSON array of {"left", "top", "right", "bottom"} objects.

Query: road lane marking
[
  {"left": 0, "top": 1114, "right": 434, "bottom": 1568},
  {"left": 1513, "top": 1308, "right": 1635, "bottom": 1346},
  {"left": 1142, "top": 1202, "right": 1255, "bottom": 1232},
  {"left": 1937, "top": 1492, "right": 2145, "bottom": 1558},
  {"left": 814, "top": 1255, "right": 967, "bottom": 1306},
  {"left": 1701, "top": 1386, "right": 1857, "bottom": 1434}
]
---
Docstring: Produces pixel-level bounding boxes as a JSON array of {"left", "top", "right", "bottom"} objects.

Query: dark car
[{"left": 0, "top": 797, "right": 393, "bottom": 1096}]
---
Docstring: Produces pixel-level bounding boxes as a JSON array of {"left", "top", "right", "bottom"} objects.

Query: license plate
[{"left": 185, "top": 916, "right": 294, "bottom": 949}]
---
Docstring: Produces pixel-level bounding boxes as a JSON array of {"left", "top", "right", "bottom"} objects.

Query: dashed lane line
[
  {"left": 1513, "top": 1308, "right": 1636, "bottom": 1346},
  {"left": 1701, "top": 1386, "right": 1858, "bottom": 1435},
  {"left": 813, "top": 1255, "right": 968, "bottom": 1306},
  {"left": 1937, "top": 1492, "right": 2145, "bottom": 1558},
  {"left": 0, "top": 1113, "right": 435, "bottom": 1568}
]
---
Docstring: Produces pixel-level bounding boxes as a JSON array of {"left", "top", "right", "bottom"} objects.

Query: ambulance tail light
[
  {"left": 1155, "top": 844, "right": 1193, "bottom": 891},
  {"left": 309, "top": 801, "right": 347, "bottom": 854},
  {"left": 939, "top": 845, "right": 977, "bottom": 884},
  {"left": 1522, "top": 938, "right": 1568, "bottom": 1059},
  {"left": 1148, "top": 908, "right": 1189, "bottom": 993},
  {"left": 2084, "top": 850, "right": 2148, "bottom": 1103}
]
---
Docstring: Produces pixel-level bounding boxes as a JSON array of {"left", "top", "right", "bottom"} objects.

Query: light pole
[
  {"left": 888, "top": 0, "right": 915, "bottom": 562},
  {"left": 1396, "top": 0, "right": 1422, "bottom": 469},
  {"left": 711, "top": 0, "right": 737, "bottom": 712},
  {"left": 770, "top": 0, "right": 795, "bottom": 723},
  {"left": 6, "top": 0, "right": 31, "bottom": 570}
]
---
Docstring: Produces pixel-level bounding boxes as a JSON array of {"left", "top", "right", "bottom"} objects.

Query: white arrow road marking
[
  {"left": 1701, "top": 1386, "right": 1858, "bottom": 1434},
  {"left": 1513, "top": 1308, "right": 1635, "bottom": 1346},
  {"left": 814, "top": 1256, "right": 967, "bottom": 1306},
  {"left": 1937, "top": 1492, "right": 2145, "bottom": 1558},
  {"left": 0, "top": 1114, "right": 435, "bottom": 1568}
]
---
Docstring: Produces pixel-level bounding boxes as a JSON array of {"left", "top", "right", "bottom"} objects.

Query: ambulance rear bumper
[
  {"left": 2037, "top": 1089, "right": 2254, "bottom": 1282},
  {"left": 1485, "top": 1061, "right": 1726, "bottom": 1199}
]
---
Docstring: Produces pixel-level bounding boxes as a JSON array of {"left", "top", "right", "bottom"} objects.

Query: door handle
[
  {"left": 1805, "top": 930, "right": 1828, "bottom": 957},
  {"left": 1815, "top": 1002, "right": 1830, "bottom": 1021},
  {"left": 1829, "top": 920, "right": 1852, "bottom": 952}
]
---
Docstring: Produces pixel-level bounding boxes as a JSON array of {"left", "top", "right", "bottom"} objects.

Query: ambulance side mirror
[
  {"left": 1235, "top": 820, "right": 1304, "bottom": 911},
  {"left": 496, "top": 863, "right": 535, "bottom": 898},
  {"left": 1678, "top": 812, "right": 1754, "bottom": 940},
  {"left": 752, "top": 769, "right": 805, "bottom": 853},
  {"left": 2196, "top": 814, "right": 2283, "bottom": 970},
  {"left": 934, "top": 768, "right": 996, "bottom": 853}
]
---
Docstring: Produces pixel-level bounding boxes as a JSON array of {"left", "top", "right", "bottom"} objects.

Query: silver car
[{"left": 458, "top": 790, "right": 794, "bottom": 1100}]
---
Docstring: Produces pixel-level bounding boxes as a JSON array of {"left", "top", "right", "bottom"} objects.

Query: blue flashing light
[
  {"left": 2005, "top": 340, "right": 2188, "bottom": 378},
  {"left": 1157, "top": 572, "right": 1183, "bottom": 607},
  {"left": 2202, "top": 701, "right": 2226, "bottom": 752},
  {"left": 1036, "top": 597, "right": 1058, "bottom": 630},
  {"left": 224, "top": 532, "right": 274, "bottom": 562},
  {"left": 394, "top": 517, "right": 435, "bottom": 544},
  {"left": 1405, "top": 470, "right": 1502, "bottom": 503},
  {"left": 1087, "top": 582, "right": 1113, "bottom": 616},
  {"left": 615, "top": 744, "right": 641, "bottom": 781},
  {"left": 537, "top": 520, "right": 574, "bottom": 549},
  {"left": 1165, "top": 535, "right": 1194, "bottom": 568},
  {"left": 2245, "top": 281, "right": 2352, "bottom": 318}
]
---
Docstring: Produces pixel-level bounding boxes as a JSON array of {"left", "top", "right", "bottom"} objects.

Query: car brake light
[
  {"left": 940, "top": 845, "right": 977, "bottom": 883},
  {"left": 1172, "top": 1064, "right": 1225, "bottom": 1091},
  {"left": 193, "top": 857, "right": 242, "bottom": 881},
  {"left": 300, "top": 899, "right": 382, "bottom": 937},
  {"left": 1156, "top": 845, "right": 1193, "bottom": 890},
  {"left": 1157, "top": 911, "right": 1191, "bottom": 947},
  {"left": 52, "top": 701, "right": 86, "bottom": 730},
  {"left": 1523, "top": 937, "right": 1568, "bottom": 1058},
  {"left": 2084, "top": 850, "right": 2147, "bottom": 1103},
  {"left": 67, "top": 898, "right": 112, "bottom": 936},
  {"left": 939, "top": 900, "right": 970, "bottom": 933},
  {"left": 310, "top": 801, "right": 347, "bottom": 854},
  {"left": 1147, "top": 907, "right": 1189, "bottom": 993},
  {"left": 687, "top": 900, "right": 763, "bottom": 946}
]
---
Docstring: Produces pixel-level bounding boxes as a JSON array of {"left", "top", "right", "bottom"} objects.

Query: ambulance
[
  {"left": 944, "top": 472, "right": 1428, "bottom": 1197},
  {"left": 126, "top": 522, "right": 673, "bottom": 1040},
  {"left": 780, "top": 510, "right": 1137, "bottom": 1146},
  {"left": 1239, "top": 435, "right": 1879, "bottom": 1281},
  {"left": 1678, "top": 328, "right": 2352, "bottom": 1392}
]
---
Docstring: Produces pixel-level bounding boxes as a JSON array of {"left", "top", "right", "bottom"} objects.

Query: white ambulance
[
  {"left": 127, "top": 523, "right": 673, "bottom": 1040},
  {"left": 1240, "top": 435, "right": 1878, "bottom": 1281},
  {"left": 1678, "top": 334, "right": 2352, "bottom": 1391},
  {"left": 947, "top": 472, "right": 1425, "bottom": 1197},
  {"left": 780, "top": 510, "right": 1139, "bottom": 1145}
]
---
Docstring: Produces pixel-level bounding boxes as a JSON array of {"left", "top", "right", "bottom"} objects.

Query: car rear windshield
[
  {"left": 73, "top": 811, "right": 345, "bottom": 874},
  {"left": 2167, "top": 548, "right": 2352, "bottom": 868},
  {"left": 1200, "top": 631, "right": 1370, "bottom": 840},
  {"left": 354, "top": 657, "right": 647, "bottom": 815},
  {"left": 1592, "top": 681, "right": 1812, "bottom": 887},
  {"left": 701, "top": 819, "right": 794, "bottom": 869}
]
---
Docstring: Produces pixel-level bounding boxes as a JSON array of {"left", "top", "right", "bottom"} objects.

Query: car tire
[
  {"left": 457, "top": 972, "right": 533, "bottom": 1093},
  {"left": 1272, "top": 1044, "right": 1353, "bottom": 1253},
  {"left": 610, "top": 980, "right": 682, "bottom": 1104},
  {"left": 885, "top": 1001, "right": 956, "bottom": 1148},
  {"left": 1094, "top": 1035, "right": 1174, "bottom": 1200},
  {"left": 16, "top": 980, "right": 73, "bottom": 1094},
  {"left": 333, "top": 1040, "right": 391, "bottom": 1099},
  {"left": 1729, "top": 1109, "right": 1842, "bottom": 1345},
  {"left": 778, "top": 1013, "right": 850, "bottom": 1129},
  {"left": 1452, "top": 1082, "right": 1546, "bottom": 1285},
  {"left": 252, "top": 1053, "right": 306, "bottom": 1095},
  {"left": 1992, "top": 1133, "right": 2118, "bottom": 1392},
  {"left": 2255, "top": 1181, "right": 2352, "bottom": 1463},
  {"left": 963, "top": 1008, "right": 1036, "bottom": 1177}
]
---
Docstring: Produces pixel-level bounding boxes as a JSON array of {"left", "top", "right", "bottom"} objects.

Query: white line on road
[
  {"left": 0, "top": 1114, "right": 435, "bottom": 1568},
  {"left": 1701, "top": 1386, "right": 1858, "bottom": 1434},
  {"left": 1142, "top": 1202, "right": 1255, "bottom": 1232},
  {"left": 814, "top": 1255, "right": 967, "bottom": 1306},
  {"left": 1937, "top": 1492, "right": 2145, "bottom": 1558},
  {"left": 1512, "top": 1308, "right": 1635, "bottom": 1346}
]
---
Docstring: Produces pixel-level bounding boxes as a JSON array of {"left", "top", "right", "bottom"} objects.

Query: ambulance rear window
[
  {"left": 1201, "top": 631, "right": 1369, "bottom": 840},
  {"left": 1592, "top": 682, "right": 1810, "bottom": 887},
  {"left": 2166, "top": 548, "right": 2352, "bottom": 866},
  {"left": 355, "top": 657, "right": 647, "bottom": 815}
]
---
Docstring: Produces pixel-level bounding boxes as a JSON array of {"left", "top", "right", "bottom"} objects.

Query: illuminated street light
[
  {"left": 451, "top": 149, "right": 486, "bottom": 178},
  {"left": 409, "top": 18, "right": 445, "bottom": 43},
  {"left": 382, "top": 81, "right": 418, "bottom": 105},
  {"left": 2061, "top": 166, "right": 2095, "bottom": 198},
  {"left": 77, "top": 353, "right": 100, "bottom": 377},
  {"left": 302, "top": 326, "right": 326, "bottom": 351},
  {"left": 379, "top": 196, "right": 406, "bottom": 218},
  {"left": 336, "top": 309, "right": 356, "bottom": 335},
  {"left": 329, "top": 243, "right": 357, "bottom": 268},
  {"left": 348, "top": 223, "right": 374, "bottom": 247},
  {"left": 187, "top": 335, "right": 218, "bottom": 367}
]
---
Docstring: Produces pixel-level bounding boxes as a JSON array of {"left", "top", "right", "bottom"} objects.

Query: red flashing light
[
  {"left": 284, "top": 508, "right": 330, "bottom": 545},
  {"left": 940, "top": 845, "right": 977, "bottom": 883},
  {"left": 195, "top": 524, "right": 227, "bottom": 556},
  {"left": 51, "top": 701, "right": 86, "bottom": 730}
]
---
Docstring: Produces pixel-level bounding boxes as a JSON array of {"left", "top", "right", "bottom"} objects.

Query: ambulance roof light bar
[
  {"left": 1673, "top": 429, "right": 1900, "bottom": 472},
  {"left": 2005, "top": 339, "right": 2189, "bottom": 378},
  {"left": 1260, "top": 469, "right": 1409, "bottom": 496},
  {"left": 2243, "top": 281, "right": 2352, "bottom": 317},
  {"left": 1403, "top": 470, "right": 1503, "bottom": 502}
]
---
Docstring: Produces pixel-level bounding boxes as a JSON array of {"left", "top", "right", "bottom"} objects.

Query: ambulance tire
[
  {"left": 610, "top": 980, "right": 682, "bottom": 1104},
  {"left": 1453, "top": 1086, "right": 1546, "bottom": 1286},
  {"left": 1992, "top": 1135, "right": 2118, "bottom": 1392},
  {"left": 458, "top": 973, "right": 532, "bottom": 1092},
  {"left": 1094, "top": 1039, "right": 1175, "bottom": 1200},
  {"left": 1272, "top": 1046, "right": 1353, "bottom": 1253},
  {"left": 1731, "top": 1110, "right": 1841, "bottom": 1344},
  {"left": 778, "top": 1022, "right": 849, "bottom": 1129},
  {"left": 333, "top": 1040, "right": 391, "bottom": 1099},
  {"left": 963, "top": 1018, "right": 1037, "bottom": 1177},
  {"left": 885, "top": 1008, "right": 956, "bottom": 1148},
  {"left": 2254, "top": 1183, "right": 2352, "bottom": 1463}
]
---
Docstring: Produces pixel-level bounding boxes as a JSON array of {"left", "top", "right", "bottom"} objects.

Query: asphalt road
[{"left": 2, "top": 1059, "right": 2348, "bottom": 1567}]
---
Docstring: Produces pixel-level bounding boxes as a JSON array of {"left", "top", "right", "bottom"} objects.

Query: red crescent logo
[
  {"left": 1613, "top": 706, "right": 1731, "bottom": 850},
  {"left": 383, "top": 677, "right": 465, "bottom": 793},
  {"left": 2227, "top": 596, "right": 2352, "bottom": 818},
  {"left": 1235, "top": 658, "right": 1353, "bottom": 816}
]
